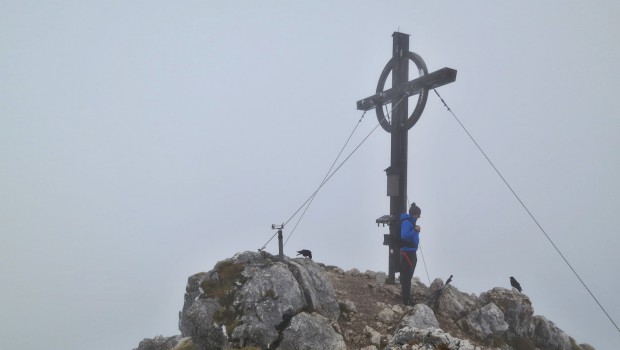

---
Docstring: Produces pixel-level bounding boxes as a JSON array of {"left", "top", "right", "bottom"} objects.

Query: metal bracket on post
[
  {"left": 272, "top": 224, "right": 284, "bottom": 260},
  {"left": 376, "top": 214, "right": 396, "bottom": 246},
  {"left": 376, "top": 215, "right": 395, "bottom": 227},
  {"left": 377, "top": 214, "right": 398, "bottom": 285}
]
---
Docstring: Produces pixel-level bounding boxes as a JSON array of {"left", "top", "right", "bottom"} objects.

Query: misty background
[{"left": 2, "top": 1, "right": 619, "bottom": 349}]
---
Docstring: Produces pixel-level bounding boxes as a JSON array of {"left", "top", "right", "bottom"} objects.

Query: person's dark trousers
[{"left": 400, "top": 250, "right": 418, "bottom": 306}]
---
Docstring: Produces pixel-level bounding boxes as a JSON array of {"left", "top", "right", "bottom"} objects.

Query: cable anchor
[{"left": 272, "top": 224, "right": 284, "bottom": 259}]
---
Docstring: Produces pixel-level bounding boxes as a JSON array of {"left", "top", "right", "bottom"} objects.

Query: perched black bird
[
  {"left": 296, "top": 249, "right": 312, "bottom": 259},
  {"left": 445, "top": 275, "right": 453, "bottom": 285},
  {"left": 510, "top": 276, "right": 522, "bottom": 292}
]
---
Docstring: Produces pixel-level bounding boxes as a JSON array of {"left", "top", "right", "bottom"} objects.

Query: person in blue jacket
[{"left": 400, "top": 202, "right": 421, "bottom": 306}]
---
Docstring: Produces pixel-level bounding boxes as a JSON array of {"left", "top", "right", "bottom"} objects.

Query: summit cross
[{"left": 356, "top": 32, "right": 456, "bottom": 283}]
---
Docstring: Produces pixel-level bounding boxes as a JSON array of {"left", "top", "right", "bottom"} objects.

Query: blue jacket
[{"left": 400, "top": 213, "right": 419, "bottom": 252}]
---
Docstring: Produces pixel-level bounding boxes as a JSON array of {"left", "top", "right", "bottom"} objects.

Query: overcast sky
[{"left": 2, "top": 1, "right": 619, "bottom": 349}]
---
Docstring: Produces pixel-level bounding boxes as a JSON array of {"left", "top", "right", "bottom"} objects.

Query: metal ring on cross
[{"left": 375, "top": 51, "right": 429, "bottom": 132}]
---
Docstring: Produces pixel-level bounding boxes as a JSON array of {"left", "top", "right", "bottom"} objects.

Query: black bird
[
  {"left": 296, "top": 249, "right": 312, "bottom": 259},
  {"left": 510, "top": 276, "right": 522, "bottom": 292},
  {"left": 445, "top": 275, "right": 453, "bottom": 285}
]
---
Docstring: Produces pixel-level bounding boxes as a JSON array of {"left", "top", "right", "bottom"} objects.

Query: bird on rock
[
  {"left": 296, "top": 249, "right": 312, "bottom": 259},
  {"left": 510, "top": 276, "right": 523, "bottom": 292}
]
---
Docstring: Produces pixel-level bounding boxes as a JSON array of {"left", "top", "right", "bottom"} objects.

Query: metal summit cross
[{"left": 357, "top": 32, "right": 456, "bottom": 283}]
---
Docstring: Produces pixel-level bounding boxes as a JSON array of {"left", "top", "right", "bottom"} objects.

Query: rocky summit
[{"left": 134, "top": 251, "right": 594, "bottom": 350}]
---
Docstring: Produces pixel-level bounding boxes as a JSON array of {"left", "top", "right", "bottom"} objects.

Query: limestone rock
[
  {"left": 391, "top": 304, "right": 404, "bottom": 314},
  {"left": 434, "top": 284, "right": 479, "bottom": 320},
  {"left": 347, "top": 268, "right": 362, "bottom": 277},
  {"left": 339, "top": 299, "right": 357, "bottom": 314},
  {"left": 386, "top": 327, "right": 475, "bottom": 350},
  {"left": 377, "top": 307, "right": 397, "bottom": 324},
  {"left": 410, "top": 277, "right": 431, "bottom": 304},
  {"left": 178, "top": 272, "right": 208, "bottom": 335},
  {"left": 136, "top": 251, "right": 595, "bottom": 350},
  {"left": 181, "top": 298, "right": 228, "bottom": 350},
  {"left": 133, "top": 335, "right": 182, "bottom": 350},
  {"left": 375, "top": 271, "right": 387, "bottom": 285},
  {"left": 276, "top": 312, "right": 346, "bottom": 350},
  {"left": 479, "top": 287, "right": 534, "bottom": 338},
  {"left": 332, "top": 267, "right": 346, "bottom": 275},
  {"left": 232, "top": 259, "right": 307, "bottom": 347},
  {"left": 399, "top": 303, "right": 439, "bottom": 330},
  {"left": 171, "top": 338, "right": 195, "bottom": 350},
  {"left": 288, "top": 257, "right": 341, "bottom": 320},
  {"left": 178, "top": 251, "right": 340, "bottom": 350},
  {"left": 459, "top": 302, "right": 509, "bottom": 344},
  {"left": 364, "top": 269, "right": 377, "bottom": 279},
  {"left": 429, "top": 277, "right": 444, "bottom": 293},
  {"left": 532, "top": 315, "right": 571, "bottom": 350},
  {"left": 364, "top": 325, "right": 382, "bottom": 346},
  {"left": 379, "top": 283, "right": 402, "bottom": 298}
]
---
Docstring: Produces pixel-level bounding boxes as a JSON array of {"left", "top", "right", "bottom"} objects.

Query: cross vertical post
[
  {"left": 388, "top": 32, "right": 410, "bottom": 282},
  {"left": 356, "top": 32, "right": 457, "bottom": 283}
]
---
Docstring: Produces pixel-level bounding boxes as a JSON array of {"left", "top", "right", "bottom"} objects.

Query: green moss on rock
[
  {"left": 200, "top": 261, "right": 246, "bottom": 305},
  {"left": 198, "top": 261, "right": 247, "bottom": 337}
]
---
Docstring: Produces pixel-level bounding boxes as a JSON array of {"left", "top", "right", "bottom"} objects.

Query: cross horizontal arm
[{"left": 356, "top": 67, "right": 457, "bottom": 111}]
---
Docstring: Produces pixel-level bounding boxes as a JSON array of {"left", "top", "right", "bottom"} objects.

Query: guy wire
[
  {"left": 433, "top": 88, "right": 620, "bottom": 334},
  {"left": 280, "top": 97, "right": 406, "bottom": 246},
  {"left": 259, "top": 97, "right": 406, "bottom": 251},
  {"left": 283, "top": 110, "right": 368, "bottom": 246}
]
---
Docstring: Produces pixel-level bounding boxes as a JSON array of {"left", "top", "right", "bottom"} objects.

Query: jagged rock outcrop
[
  {"left": 177, "top": 251, "right": 341, "bottom": 349},
  {"left": 435, "top": 284, "right": 479, "bottom": 321},
  {"left": 532, "top": 315, "right": 571, "bottom": 350},
  {"left": 458, "top": 302, "right": 509, "bottom": 345},
  {"left": 400, "top": 303, "right": 439, "bottom": 329},
  {"left": 479, "top": 287, "right": 534, "bottom": 339},
  {"left": 276, "top": 312, "right": 346, "bottom": 350},
  {"left": 135, "top": 251, "right": 594, "bottom": 350},
  {"left": 410, "top": 277, "right": 431, "bottom": 303}
]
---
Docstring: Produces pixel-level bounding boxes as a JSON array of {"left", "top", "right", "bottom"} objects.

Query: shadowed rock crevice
[{"left": 270, "top": 306, "right": 305, "bottom": 349}]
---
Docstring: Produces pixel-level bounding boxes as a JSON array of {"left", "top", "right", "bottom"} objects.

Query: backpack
[{"left": 398, "top": 216, "right": 418, "bottom": 248}]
